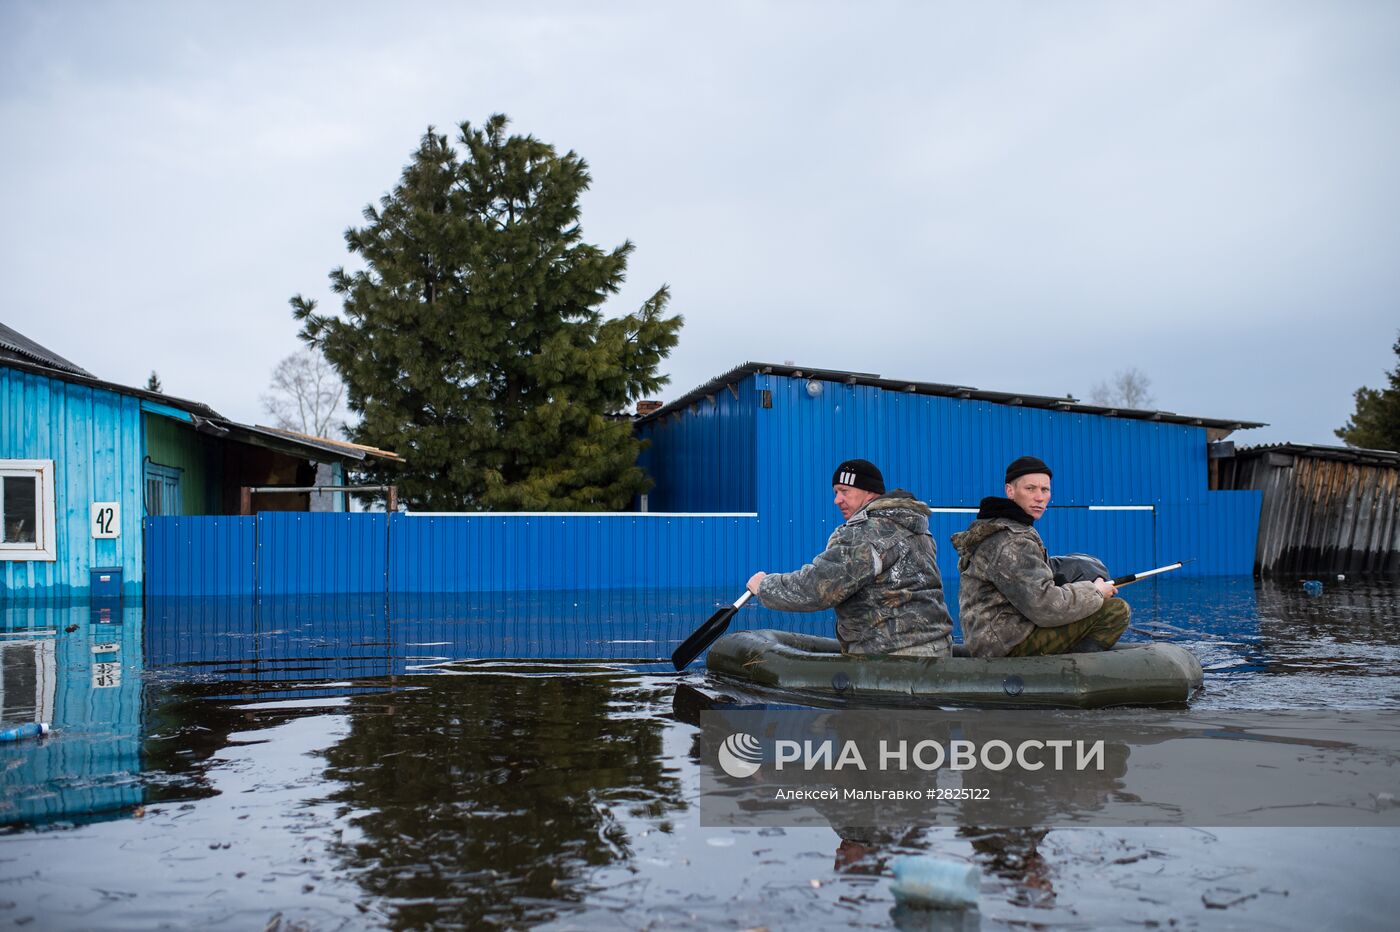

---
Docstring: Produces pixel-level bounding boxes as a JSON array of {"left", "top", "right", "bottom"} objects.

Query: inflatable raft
[{"left": 705, "top": 629, "right": 1203, "bottom": 709}]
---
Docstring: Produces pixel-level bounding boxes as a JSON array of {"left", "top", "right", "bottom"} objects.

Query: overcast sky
[{"left": 3, "top": 1, "right": 1397, "bottom": 446}]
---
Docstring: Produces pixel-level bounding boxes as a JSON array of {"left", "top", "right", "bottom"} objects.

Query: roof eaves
[
  {"left": 253, "top": 425, "right": 404, "bottom": 462},
  {"left": 635, "top": 360, "right": 1265, "bottom": 431},
  {"left": 1239, "top": 442, "right": 1400, "bottom": 466},
  {"left": 0, "top": 322, "right": 95, "bottom": 377},
  {"left": 228, "top": 423, "right": 402, "bottom": 463}
]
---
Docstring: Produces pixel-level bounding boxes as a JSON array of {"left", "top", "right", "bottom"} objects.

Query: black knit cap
[
  {"left": 832, "top": 459, "right": 885, "bottom": 494},
  {"left": 1005, "top": 455, "right": 1052, "bottom": 485}
]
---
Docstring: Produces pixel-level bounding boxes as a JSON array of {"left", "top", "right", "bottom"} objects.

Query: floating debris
[
  {"left": 0, "top": 723, "right": 49, "bottom": 743},
  {"left": 889, "top": 855, "right": 980, "bottom": 910}
]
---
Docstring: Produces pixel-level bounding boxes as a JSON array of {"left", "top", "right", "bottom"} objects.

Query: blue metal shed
[{"left": 637, "top": 362, "right": 1266, "bottom": 579}]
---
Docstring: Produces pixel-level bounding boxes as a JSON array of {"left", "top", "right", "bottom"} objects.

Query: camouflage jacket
[
  {"left": 757, "top": 491, "right": 953, "bottom": 656},
  {"left": 950, "top": 514, "right": 1103, "bottom": 657}
]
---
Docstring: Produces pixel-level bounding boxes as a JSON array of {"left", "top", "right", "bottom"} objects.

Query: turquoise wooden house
[{"left": 1, "top": 323, "right": 396, "bottom": 601}]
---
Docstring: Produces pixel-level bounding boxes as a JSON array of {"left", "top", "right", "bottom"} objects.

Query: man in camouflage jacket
[
  {"left": 746, "top": 459, "right": 953, "bottom": 657},
  {"left": 950, "top": 456, "right": 1129, "bottom": 658}
]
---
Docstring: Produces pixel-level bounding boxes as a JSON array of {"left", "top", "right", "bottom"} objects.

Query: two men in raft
[{"left": 746, "top": 455, "right": 1129, "bottom": 658}]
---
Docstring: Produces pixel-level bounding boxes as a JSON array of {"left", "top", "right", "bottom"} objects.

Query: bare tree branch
[
  {"left": 261, "top": 349, "right": 347, "bottom": 438},
  {"left": 1088, "top": 367, "right": 1155, "bottom": 408}
]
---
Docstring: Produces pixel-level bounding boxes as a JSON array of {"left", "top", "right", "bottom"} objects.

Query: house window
[
  {"left": 0, "top": 460, "right": 56, "bottom": 562},
  {"left": 144, "top": 462, "right": 183, "bottom": 516}
]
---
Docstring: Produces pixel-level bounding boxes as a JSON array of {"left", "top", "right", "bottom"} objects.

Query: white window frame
[{"left": 0, "top": 460, "right": 57, "bottom": 562}]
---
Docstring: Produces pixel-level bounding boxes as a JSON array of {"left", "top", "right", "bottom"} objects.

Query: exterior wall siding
[
  {"left": 144, "top": 414, "right": 221, "bottom": 516},
  {"left": 653, "top": 371, "right": 1259, "bottom": 577},
  {"left": 1, "top": 367, "right": 144, "bottom": 598},
  {"left": 636, "top": 379, "right": 756, "bottom": 513}
]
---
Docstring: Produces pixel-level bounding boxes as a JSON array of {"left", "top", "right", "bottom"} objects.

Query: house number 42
[{"left": 91, "top": 502, "right": 120, "bottom": 539}]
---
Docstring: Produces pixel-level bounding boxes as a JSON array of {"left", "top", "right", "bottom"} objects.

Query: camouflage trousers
[
  {"left": 885, "top": 634, "right": 954, "bottom": 658},
  {"left": 1006, "top": 598, "right": 1131, "bottom": 656}
]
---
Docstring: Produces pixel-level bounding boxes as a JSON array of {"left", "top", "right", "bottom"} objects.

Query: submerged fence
[
  {"left": 143, "top": 502, "right": 1256, "bottom": 601},
  {"left": 144, "top": 513, "right": 762, "bottom": 599}
]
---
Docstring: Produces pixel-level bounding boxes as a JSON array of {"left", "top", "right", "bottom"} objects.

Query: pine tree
[
  {"left": 146, "top": 371, "right": 162, "bottom": 392},
  {"left": 292, "top": 115, "right": 682, "bottom": 510},
  {"left": 1335, "top": 332, "right": 1400, "bottom": 451}
]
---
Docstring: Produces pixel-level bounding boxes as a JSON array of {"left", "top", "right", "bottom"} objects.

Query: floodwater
[{"left": 2, "top": 577, "right": 1399, "bottom": 930}]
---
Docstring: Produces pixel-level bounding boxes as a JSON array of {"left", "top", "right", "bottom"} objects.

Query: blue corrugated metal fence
[
  {"left": 145, "top": 513, "right": 761, "bottom": 599},
  {"left": 143, "top": 501, "right": 1253, "bottom": 599}
]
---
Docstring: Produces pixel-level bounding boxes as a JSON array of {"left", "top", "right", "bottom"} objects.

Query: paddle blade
[{"left": 671, "top": 605, "right": 740, "bottom": 671}]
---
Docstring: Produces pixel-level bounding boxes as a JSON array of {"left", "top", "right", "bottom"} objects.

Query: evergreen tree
[
  {"left": 146, "top": 371, "right": 162, "bottom": 392},
  {"left": 1335, "top": 331, "right": 1400, "bottom": 451},
  {"left": 292, "top": 115, "right": 682, "bottom": 510}
]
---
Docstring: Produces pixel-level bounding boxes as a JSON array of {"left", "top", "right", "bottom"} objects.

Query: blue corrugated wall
[
  {"left": 637, "top": 378, "right": 757, "bottom": 513},
  {"left": 390, "top": 514, "right": 758, "bottom": 592},
  {"left": 1, "top": 367, "right": 144, "bottom": 599},
  {"left": 143, "top": 516, "right": 256, "bottom": 597},
  {"left": 258, "top": 512, "right": 387, "bottom": 595},
  {"left": 145, "top": 513, "right": 761, "bottom": 598}
]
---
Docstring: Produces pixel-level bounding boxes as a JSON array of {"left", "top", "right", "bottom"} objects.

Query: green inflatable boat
[{"left": 705, "top": 629, "right": 1204, "bottom": 709}]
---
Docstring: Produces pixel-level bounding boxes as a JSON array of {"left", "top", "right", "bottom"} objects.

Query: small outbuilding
[{"left": 1216, "top": 442, "right": 1400, "bottom": 576}]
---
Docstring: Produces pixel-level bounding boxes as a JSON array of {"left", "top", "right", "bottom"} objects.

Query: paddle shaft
[{"left": 1112, "top": 561, "right": 1185, "bottom": 587}]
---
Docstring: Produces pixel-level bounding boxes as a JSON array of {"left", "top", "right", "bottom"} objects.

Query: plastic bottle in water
[
  {"left": 890, "top": 854, "right": 980, "bottom": 909},
  {"left": 0, "top": 723, "right": 50, "bottom": 743}
]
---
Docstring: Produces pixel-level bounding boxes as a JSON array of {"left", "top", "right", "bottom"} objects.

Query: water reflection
[
  {"left": 2, "top": 577, "right": 1396, "bottom": 833},
  {"left": 0, "top": 602, "right": 144, "bottom": 828},
  {"left": 1122, "top": 578, "right": 1400, "bottom": 709},
  {"left": 144, "top": 588, "right": 830, "bottom": 680},
  {"left": 318, "top": 673, "right": 684, "bottom": 928},
  {"left": 1, "top": 578, "right": 1398, "bottom": 927}
]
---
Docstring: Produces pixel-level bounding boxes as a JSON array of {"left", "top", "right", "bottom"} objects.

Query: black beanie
[
  {"left": 1005, "top": 455, "right": 1052, "bottom": 485},
  {"left": 832, "top": 459, "right": 885, "bottom": 494}
]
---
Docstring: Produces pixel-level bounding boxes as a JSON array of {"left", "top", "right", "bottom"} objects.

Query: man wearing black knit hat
[
  {"left": 745, "top": 458, "right": 953, "bottom": 657},
  {"left": 950, "top": 456, "right": 1130, "bottom": 657}
]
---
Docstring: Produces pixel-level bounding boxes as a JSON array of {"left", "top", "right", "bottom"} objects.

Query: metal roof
[
  {"left": 637, "top": 361, "right": 1267, "bottom": 432},
  {"left": 1237, "top": 442, "right": 1400, "bottom": 467},
  {"left": 249, "top": 425, "right": 403, "bottom": 463},
  {"left": 0, "top": 321, "right": 95, "bottom": 377}
]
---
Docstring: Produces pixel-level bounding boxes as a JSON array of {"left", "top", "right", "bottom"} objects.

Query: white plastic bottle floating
[
  {"left": 0, "top": 723, "right": 50, "bottom": 743},
  {"left": 890, "top": 854, "right": 980, "bottom": 909}
]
